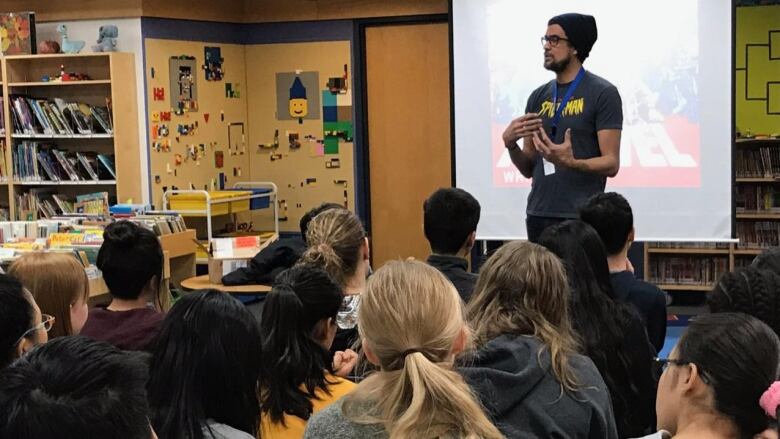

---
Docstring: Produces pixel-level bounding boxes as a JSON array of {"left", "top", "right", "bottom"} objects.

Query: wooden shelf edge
[
  {"left": 736, "top": 213, "right": 780, "bottom": 219},
  {"left": 158, "top": 229, "right": 197, "bottom": 259},
  {"left": 8, "top": 80, "right": 111, "bottom": 87}
]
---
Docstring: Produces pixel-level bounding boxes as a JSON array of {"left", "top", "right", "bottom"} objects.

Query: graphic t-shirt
[{"left": 524, "top": 70, "right": 623, "bottom": 218}]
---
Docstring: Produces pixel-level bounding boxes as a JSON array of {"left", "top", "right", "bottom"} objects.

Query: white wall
[{"left": 36, "top": 18, "right": 150, "bottom": 204}]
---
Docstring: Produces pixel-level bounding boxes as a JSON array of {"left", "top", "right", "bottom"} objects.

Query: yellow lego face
[{"left": 289, "top": 98, "right": 308, "bottom": 118}]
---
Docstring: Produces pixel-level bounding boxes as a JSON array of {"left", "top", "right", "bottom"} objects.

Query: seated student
[
  {"left": 708, "top": 266, "right": 780, "bottom": 336},
  {"left": 0, "top": 336, "right": 155, "bottom": 439},
  {"left": 463, "top": 241, "right": 617, "bottom": 438},
  {"left": 539, "top": 220, "right": 657, "bottom": 438},
  {"left": 579, "top": 192, "right": 668, "bottom": 353},
  {"left": 223, "top": 202, "right": 343, "bottom": 285},
  {"left": 304, "top": 260, "right": 503, "bottom": 439},
  {"left": 423, "top": 187, "right": 481, "bottom": 302},
  {"left": 644, "top": 313, "right": 780, "bottom": 439},
  {"left": 753, "top": 246, "right": 780, "bottom": 273},
  {"left": 147, "top": 290, "right": 262, "bottom": 439},
  {"left": 8, "top": 252, "right": 89, "bottom": 338},
  {"left": 0, "top": 275, "right": 50, "bottom": 369},
  {"left": 299, "top": 209, "right": 370, "bottom": 353},
  {"left": 80, "top": 221, "right": 166, "bottom": 351},
  {"left": 260, "top": 264, "right": 356, "bottom": 438}
]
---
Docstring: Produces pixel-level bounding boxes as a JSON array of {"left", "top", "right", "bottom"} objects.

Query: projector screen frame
[{"left": 448, "top": 0, "right": 739, "bottom": 242}]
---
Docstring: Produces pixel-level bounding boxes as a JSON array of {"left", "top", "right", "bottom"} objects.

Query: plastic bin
[
  {"left": 228, "top": 188, "right": 271, "bottom": 210},
  {"left": 169, "top": 191, "right": 251, "bottom": 216}
]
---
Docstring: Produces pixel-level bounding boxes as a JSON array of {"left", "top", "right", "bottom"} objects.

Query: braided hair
[{"left": 708, "top": 266, "right": 780, "bottom": 336}]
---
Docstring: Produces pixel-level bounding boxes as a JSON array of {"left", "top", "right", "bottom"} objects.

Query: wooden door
[{"left": 365, "top": 22, "right": 451, "bottom": 267}]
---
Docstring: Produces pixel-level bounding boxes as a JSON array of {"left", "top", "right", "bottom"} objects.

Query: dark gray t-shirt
[{"left": 524, "top": 70, "right": 623, "bottom": 218}]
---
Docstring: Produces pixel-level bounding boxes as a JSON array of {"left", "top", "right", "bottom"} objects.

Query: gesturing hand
[
  {"left": 502, "top": 113, "right": 543, "bottom": 146},
  {"left": 532, "top": 127, "right": 575, "bottom": 168}
]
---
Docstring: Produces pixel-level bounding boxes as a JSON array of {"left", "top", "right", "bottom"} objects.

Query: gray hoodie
[{"left": 459, "top": 334, "right": 618, "bottom": 439}]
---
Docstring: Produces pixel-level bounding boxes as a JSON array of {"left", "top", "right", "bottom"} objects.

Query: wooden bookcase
[
  {"left": 0, "top": 53, "right": 141, "bottom": 220},
  {"left": 644, "top": 138, "right": 780, "bottom": 292}
]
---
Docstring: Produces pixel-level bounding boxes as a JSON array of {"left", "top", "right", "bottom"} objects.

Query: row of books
[
  {"left": 647, "top": 256, "right": 729, "bottom": 286},
  {"left": 736, "top": 185, "right": 780, "bottom": 212},
  {"left": 16, "top": 190, "right": 111, "bottom": 220},
  {"left": 646, "top": 242, "right": 731, "bottom": 249},
  {"left": 0, "top": 96, "right": 5, "bottom": 135},
  {"left": 0, "top": 220, "right": 65, "bottom": 242},
  {"left": 13, "top": 142, "right": 116, "bottom": 182},
  {"left": 736, "top": 146, "right": 780, "bottom": 178},
  {"left": 0, "top": 140, "right": 7, "bottom": 182},
  {"left": 10, "top": 95, "right": 113, "bottom": 136},
  {"left": 128, "top": 213, "right": 187, "bottom": 236},
  {"left": 736, "top": 221, "right": 780, "bottom": 249}
]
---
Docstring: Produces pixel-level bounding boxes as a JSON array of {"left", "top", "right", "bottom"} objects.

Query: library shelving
[
  {"left": 0, "top": 53, "right": 141, "bottom": 220},
  {"left": 644, "top": 137, "right": 780, "bottom": 292}
]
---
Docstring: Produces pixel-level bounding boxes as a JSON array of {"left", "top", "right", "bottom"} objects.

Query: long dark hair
[
  {"left": 677, "top": 312, "right": 780, "bottom": 437},
  {"left": 147, "top": 290, "right": 261, "bottom": 439},
  {"left": 259, "top": 264, "right": 343, "bottom": 425},
  {"left": 539, "top": 220, "right": 655, "bottom": 435}
]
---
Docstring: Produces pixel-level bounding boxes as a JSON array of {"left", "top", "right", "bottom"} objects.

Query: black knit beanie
[{"left": 548, "top": 13, "right": 598, "bottom": 63}]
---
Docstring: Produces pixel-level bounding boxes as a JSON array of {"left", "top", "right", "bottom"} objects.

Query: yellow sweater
[{"left": 259, "top": 374, "right": 356, "bottom": 439}]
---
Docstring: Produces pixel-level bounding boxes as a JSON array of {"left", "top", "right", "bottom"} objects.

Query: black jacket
[
  {"left": 426, "top": 254, "right": 477, "bottom": 302},
  {"left": 610, "top": 271, "right": 668, "bottom": 354},
  {"left": 221, "top": 237, "right": 306, "bottom": 285},
  {"left": 460, "top": 335, "right": 618, "bottom": 439}
]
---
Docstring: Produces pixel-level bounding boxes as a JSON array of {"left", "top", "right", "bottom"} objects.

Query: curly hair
[{"left": 708, "top": 266, "right": 780, "bottom": 336}]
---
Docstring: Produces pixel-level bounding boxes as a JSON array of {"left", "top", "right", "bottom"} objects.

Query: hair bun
[
  {"left": 103, "top": 221, "right": 138, "bottom": 247},
  {"left": 760, "top": 381, "right": 780, "bottom": 419}
]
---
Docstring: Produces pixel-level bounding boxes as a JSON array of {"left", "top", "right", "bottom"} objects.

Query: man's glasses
[
  {"left": 541, "top": 35, "right": 571, "bottom": 48},
  {"left": 14, "top": 314, "right": 55, "bottom": 346}
]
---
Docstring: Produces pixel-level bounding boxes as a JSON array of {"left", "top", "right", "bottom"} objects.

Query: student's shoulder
[{"left": 305, "top": 399, "right": 385, "bottom": 439}]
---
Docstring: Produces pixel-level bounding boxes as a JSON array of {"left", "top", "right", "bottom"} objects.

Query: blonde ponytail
[{"left": 343, "top": 260, "right": 502, "bottom": 439}]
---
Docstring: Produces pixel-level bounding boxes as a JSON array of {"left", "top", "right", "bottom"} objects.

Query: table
[{"left": 180, "top": 275, "right": 272, "bottom": 294}]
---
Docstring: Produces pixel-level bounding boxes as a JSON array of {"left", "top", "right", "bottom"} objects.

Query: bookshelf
[
  {"left": 644, "top": 138, "right": 780, "bottom": 291},
  {"left": 0, "top": 53, "right": 141, "bottom": 220}
]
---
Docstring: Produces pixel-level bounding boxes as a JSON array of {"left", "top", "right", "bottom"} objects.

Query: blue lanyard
[{"left": 550, "top": 67, "right": 585, "bottom": 137}]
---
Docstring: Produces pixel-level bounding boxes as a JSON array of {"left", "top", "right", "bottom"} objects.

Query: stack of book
[
  {"left": 12, "top": 142, "right": 116, "bottom": 182},
  {"left": 128, "top": 213, "right": 187, "bottom": 236},
  {"left": 736, "top": 221, "right": 780, "bottom": 249},
  {"left": 10, "top": 95, "right": 113, "bottom": 136},
  {"left": 736, "top": 146, "right": 780, "bottom": 178},
  {"left": 648, "top": 256, "right": 729, "bottom": 286},
  {"left": 736, "top": 185, "right": 780, "bottom": 212},
  {"left": 74, "top": 192, "right": 110, "bottom": 216}
]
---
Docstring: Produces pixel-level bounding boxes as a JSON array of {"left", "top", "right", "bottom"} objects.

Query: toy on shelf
[
  {"left": 37, "top": 40, "right": 60, "bottom": 54},
  {"left": 41, "top": 64, "right": 92, "bottom": 82},
  {"left": 56, "top": 24, "right": 85, "bottom": 54},
  {"left": 92, "top": 25, "right": 118, "bottom": 52}
]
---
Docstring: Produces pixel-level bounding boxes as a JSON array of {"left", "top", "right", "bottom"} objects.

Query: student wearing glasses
[
  {"left": 502, "top": 13, "right": 623, "bottom": 242},
  {"left": 0, "top": 274, "right": 52, "bottom": 369},
  {"left": 643, "top": 313, "right": 780, "bottom": 439}
]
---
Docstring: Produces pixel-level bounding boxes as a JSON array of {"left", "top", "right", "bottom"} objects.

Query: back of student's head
[
  {"left": 670, "top": 313, "right": 780, "bottom": 437},
  {"left": 147, "top": 290, "right": 261, "bottom": 439},
  {"left": 343, "top": 260, "right": 502, "bottom": 439},
  {"left": 299, "top": 202, "right": 344, "bottom": 243},
  {"left": 9, "top": 252, "right": 89, "bottom": 338},
  {"left": 709, "top": 267, "right": 780, "bottom": 337},
  {"left": 300, "top": 209, "right": 366, "bottom": 287},
  {"left": 752, "top": 247, "right": 780, "bottom": 274},
  {"left": 579, "top": 192, "right": 634, "bottom": 255},
  {"left": 538, "top": 219, "right": 617, "bottom": 307},
  {"left": 0, "top": 275, "right": 34, "bottom": 369},
  {"left": 97, "top": 221, "right": 163, "bottom": 302},
  {"left": 423, "top": 187, "right": 481, "bottom": 255},
  {"left": 260, "top": 263, "right": 343, "bottom": 424},
  {"left": 0, "top": 336, "right": 152, "bottom": 439},
  {"left": 467, "top": 240, "right": 580, "bottom": 391}
]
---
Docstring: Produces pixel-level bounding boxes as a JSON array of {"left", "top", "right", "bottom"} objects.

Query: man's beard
[{"left": 544, "top": 54, "right": 571, "bottom": 73}]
